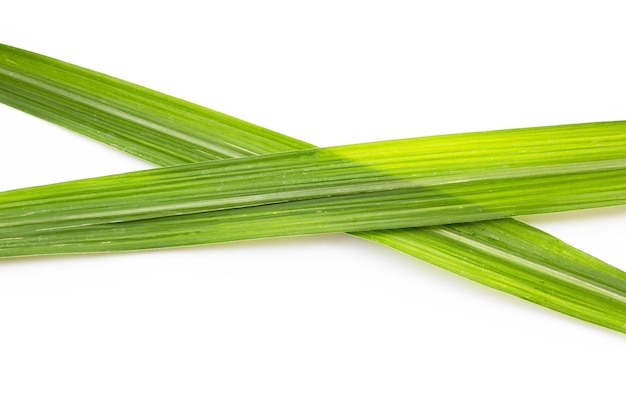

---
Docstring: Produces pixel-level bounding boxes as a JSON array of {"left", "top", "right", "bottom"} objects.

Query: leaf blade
[
  {"left": 2, "top": 44, "right": 626, "bottom": 333},
  {"left": 0, "top": 121, "right": 625, "bottom": 240}
]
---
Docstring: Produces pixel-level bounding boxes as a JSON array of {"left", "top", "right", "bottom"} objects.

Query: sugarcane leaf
[
  {"left": 1, "top": 44, "right": 626, "bottom": 333},
  {"left": 0, "top": 121, "right": 625, "bottom": 248}
]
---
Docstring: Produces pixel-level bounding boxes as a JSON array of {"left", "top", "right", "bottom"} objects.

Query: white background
[{"left": 1, "top": 1, "right": 626, "bottom": 416}]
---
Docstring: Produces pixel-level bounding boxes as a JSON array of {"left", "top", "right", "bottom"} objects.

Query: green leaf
[
  {"left": 2, "top": 44, "right": 626, "bottom": 333},
  {"left": 357, "top": 222, "right": 626, "bottom": 333},
  {"left": 1, "top": 121, "right": 625, "bottom": 251}
]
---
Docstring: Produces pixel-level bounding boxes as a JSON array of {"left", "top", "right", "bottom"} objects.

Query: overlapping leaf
[
  {"left": 1, "top": 44, "right": 625, "bottom": 332},
  {"left": 0, "top": 121, "right": 625, "bottom": 254}
]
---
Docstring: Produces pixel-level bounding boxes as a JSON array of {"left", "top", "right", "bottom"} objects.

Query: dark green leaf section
[{"left": 1, "top": 44, "right": 626, "bottom": 333}]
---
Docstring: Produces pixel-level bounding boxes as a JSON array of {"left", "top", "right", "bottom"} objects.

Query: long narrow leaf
[
  {"left": 1, "top": 44, "right": 626, "bottom": 333},
  {"left": 0, "top": 121, "right": 625, "bottom": 249}
]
